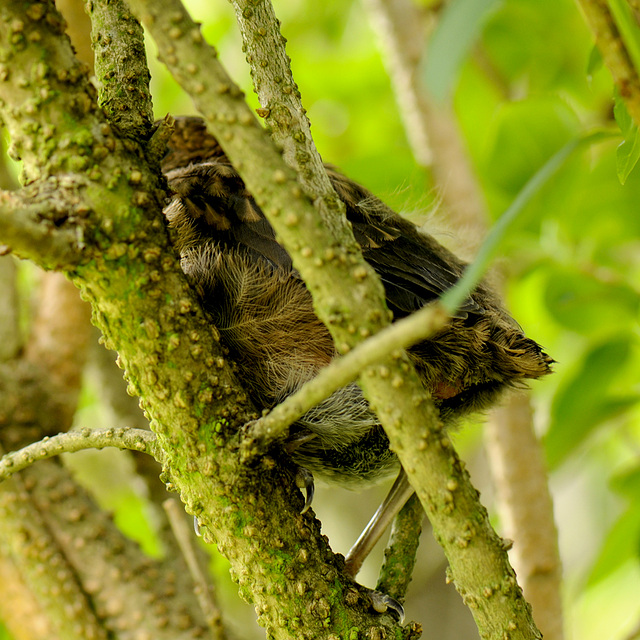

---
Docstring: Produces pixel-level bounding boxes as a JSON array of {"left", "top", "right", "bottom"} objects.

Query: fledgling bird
[{"left": 161, "top": 116, "right": 552, "bottom": 579}]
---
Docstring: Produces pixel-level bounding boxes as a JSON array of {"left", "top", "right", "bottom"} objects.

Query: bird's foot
[
  {"left": 369, "top": 590, "right": 405, "bottom": 623},
  {"left": 294, "top": 465, "right": 314, "bottom": 514}
]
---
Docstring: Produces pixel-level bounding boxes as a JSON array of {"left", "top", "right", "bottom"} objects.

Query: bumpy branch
[
  {"left": 0, "top": 428, "right": 162, "bottom": 483},
  {"left": 376, "top": 492, "right": 424, "bottom": 601},
  {"left": 245, "top": 303, "right": 449, "bottom": 454},
  {"left": 229, "top": 0, "right": 350, "bottom": 242},
  {"left": 0, "top": 183, "right": 84, "bottom": 270},
  {"left": 90, "top": 0, "right": 154, "bottom": 138}
]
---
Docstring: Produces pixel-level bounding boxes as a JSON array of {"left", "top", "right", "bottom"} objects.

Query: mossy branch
[
  {"left": 0, "top": 427, "right": 162, "bottom": 483},
  {"left": 89, "top": 0, "right": 154, "bottom": 140},
  {"left": 229, "top": 0, "right": 350, "bottom": 242},
  {"left": 0, "top": 183, "right": 85, "bottom": 270},
  {"left": 577, "top": 0, "right": 640, "bottom": 127}
]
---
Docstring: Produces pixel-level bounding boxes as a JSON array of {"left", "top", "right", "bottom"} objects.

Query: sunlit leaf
[
  {"left": 422, "top": 0, "right": 502, "bottom": 101},
  {"left": 546, "top": 337, "right": 639, "bottom": 469},
  {"left": 614, "top": 96, "right": 640, "bottom": 184},
  {"left": 586, "top": 44, "right": 603, "bottom": 78},
  {"left": 544, "top": 268, "right": 640, "bottom": 334},
  {"left": 588, "top": 507, "right": 640, "bottom": 586}
]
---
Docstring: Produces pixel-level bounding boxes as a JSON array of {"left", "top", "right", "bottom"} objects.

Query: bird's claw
[
  {"left": 369, "top": 590, "right": 405, "bottom": 624},
  {"left": 295, "top": 466, "right": 315, "bottom": 514}
]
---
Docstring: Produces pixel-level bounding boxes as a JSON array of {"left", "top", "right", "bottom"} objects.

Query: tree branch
[
  {"left": 163, "top": 498, "right": 228, "bottom": 640},
  {"left": 0, "top": 184, "right": 85, "bottom": 270},
  {"left": 25, "top": 272, "right": 92, "bottom": 428},
  {"left": 0, "top": 457, "right": 109, "bottom": 640},
  {"left": 487, "top": 394, "right": 564, "bottom": 640},
  {"left": 0, "top": 427, "right": 162, "bottom": 483},
  {"left": 88, "top": 0, "right": 155, "bottom": 140},
  {"left": 0, "top": 1, "right": 101, "bottom": 182},
  {"left": 376, "top": 492, "right": 424, "bottom": 602},
  {"left": 245, "top": 302, "right": 449, "bottom": 454},
  {"left": 577, "top": 0, "right": 640, "bottom": 127},
  {"left": 229, "top": 0, "right": 350, "bottom": 242}
]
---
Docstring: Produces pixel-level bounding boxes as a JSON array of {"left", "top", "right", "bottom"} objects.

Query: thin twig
[
  {"left": 163, "top": 499, "right": 229, "bottom": 640},
  {"left": 376, "top": 493, "right": 424, "bottom": 601},
  {"left": 0, "top": 427, "right": 162, "bottom": 482},
  {"left": 243, "top": 302, "right": 448, "bottom": 454}
]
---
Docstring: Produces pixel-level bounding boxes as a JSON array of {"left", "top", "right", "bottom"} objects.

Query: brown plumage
[{"left": 162, "top": 116, "right": 553, "bottom": 489}]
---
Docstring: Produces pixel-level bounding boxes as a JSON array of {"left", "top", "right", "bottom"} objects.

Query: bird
[{"left": 161, "top": 115, "right": 553, "bottom": 582}]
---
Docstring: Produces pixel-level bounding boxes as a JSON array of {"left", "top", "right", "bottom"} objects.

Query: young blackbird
[{"left": 162, "top": 116, "right": 553, "bottom": 578}]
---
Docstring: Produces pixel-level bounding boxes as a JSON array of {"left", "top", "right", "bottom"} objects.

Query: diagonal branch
[
  {"left": 0, "top": 184, "right": 85, "bottom": 270},
  {"left": 577, "top": 0, "right": 640, "bottom": 127},
  {"left": 229, "top": 0, "right": 350, "bottom": 241},
  {"left": 0, "top": 427, "right": 162, "bottom": 483}
]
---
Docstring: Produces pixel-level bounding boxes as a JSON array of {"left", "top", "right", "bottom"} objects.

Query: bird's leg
[{"left": 345, "top": 467, "right": 415, "bottom": 578}]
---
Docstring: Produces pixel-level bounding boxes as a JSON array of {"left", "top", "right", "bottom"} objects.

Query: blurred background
[{"left": 2, "top": 0, "right": 640, "bottom": 638}]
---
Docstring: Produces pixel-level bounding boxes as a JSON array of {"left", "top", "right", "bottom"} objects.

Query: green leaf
[
  {"left": 422, "top": 0, "right": 502, "bottom": 101},
  {"left": 544, "top": 268, "right": 640, "bottom": 334},
  {"left": 586, "top": 45, "right": 603, "bottom": 78},
  {"left": 611, "top": 465, "right": 640, "bottom": 500},
  {"left": 588, "top": 507, "right": 640, "bottom": 586},
  {"left": 545, "top": 337, "right": 640, "bottom": 469},
  {"left": 614, "top": 96, "right": 640, "bottom": 184}
]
